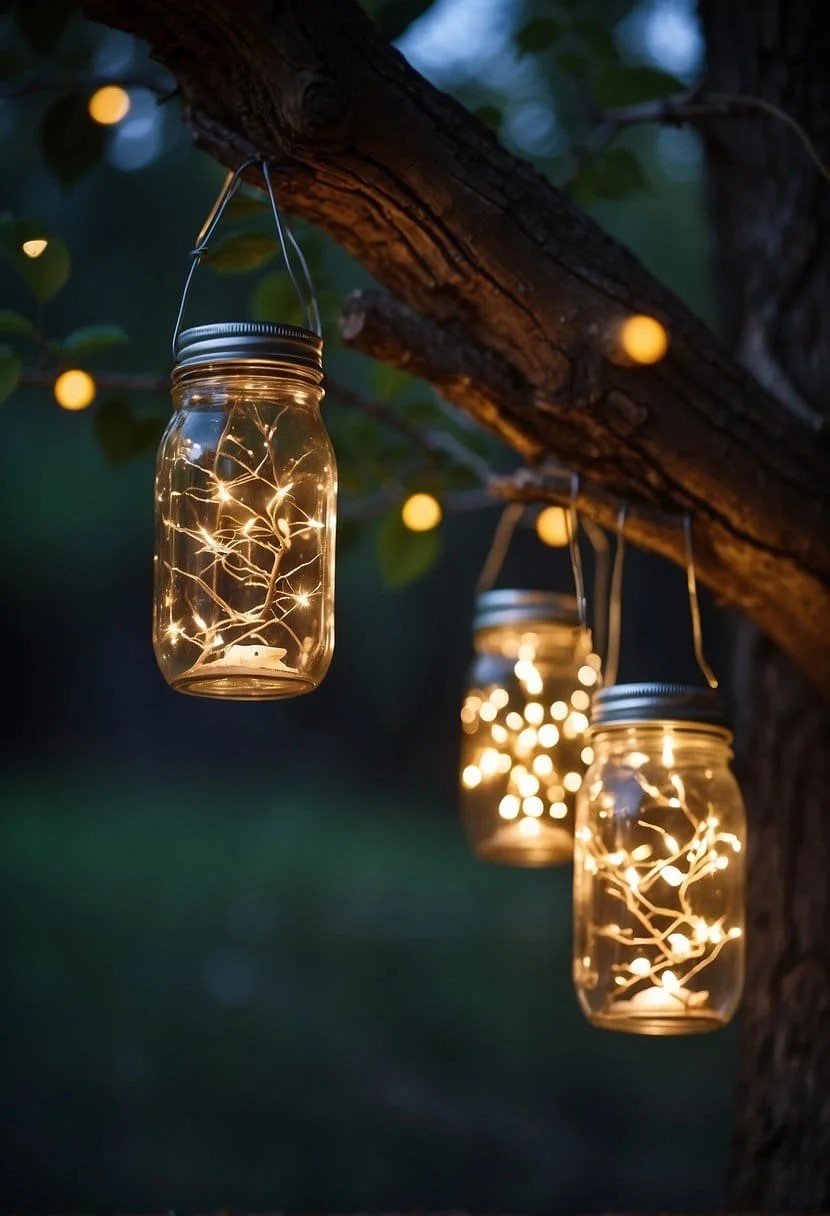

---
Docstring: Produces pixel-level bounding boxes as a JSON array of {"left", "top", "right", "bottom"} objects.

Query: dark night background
[{"left": 1, "top": 0, "right": 740, "bottom": 1209}]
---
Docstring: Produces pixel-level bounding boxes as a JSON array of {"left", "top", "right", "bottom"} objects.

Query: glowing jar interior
[
  {"left": 573, "top": 689, "right": 746, "bottom": 1035},
  {"left": 460, "top": 590, "right": 598, "bottom": 867},
  {"left": 153, "top": 324, "right": 336, "bottom": 699}
]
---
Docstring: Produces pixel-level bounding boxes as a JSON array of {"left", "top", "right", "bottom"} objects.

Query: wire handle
[
  {"left": 684, "top": 515, "right": 718, "bottom": 689},
  {"left": 476, "top": 503, "right": 524, "bottom": 595},
  {"left": 603, "top": 503, "right": 627, "bottom": 687},
  {"left": 583, "top": 517, "right": 610, "bottom": 663},
  {"left": 171, "top": 156, "right": 321, "bottom": 358},
  {"left": 567, "top": 473, "right": 588, "bottom": 629}
]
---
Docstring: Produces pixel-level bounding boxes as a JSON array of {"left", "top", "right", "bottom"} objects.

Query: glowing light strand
[{"left": 158, "top": 401, "right": 323, "bottom": 679}]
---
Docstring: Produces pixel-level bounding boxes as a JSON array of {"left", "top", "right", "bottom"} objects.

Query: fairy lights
[
  {"left": 619, "top": 314, "right": 669, "bottom": 364},
  {"left": 153, "top": 324, "right": 336, "bottom": 699},
  {"left": 536, "top": 505, "right": 570, "bottom": 547},
  {"left": 573, "top": 685, "right": 746, "bottom": 1035},
  {"left": 401, "top": 492, "right": 442, "bottom": 532},
  {"left": 21, "top": 238, "right": 48, "bottom": 258},
  {"left": 54, "top": 368, "right": 96, "bottom": 410},
  {"left": 88, "top": 85, "right": 131, "bottom": 125},
  {"left": 460, "top": 590, "right": 599, "bottom": 866}
]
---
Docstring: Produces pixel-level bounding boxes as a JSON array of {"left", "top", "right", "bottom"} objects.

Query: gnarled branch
[{"left": 81, "top": 0, "right": 830, "bottom": 687}]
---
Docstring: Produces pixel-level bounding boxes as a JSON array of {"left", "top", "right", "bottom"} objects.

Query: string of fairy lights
[{"left": 19, "top": 112, "right": 746, "bottom": 1039}]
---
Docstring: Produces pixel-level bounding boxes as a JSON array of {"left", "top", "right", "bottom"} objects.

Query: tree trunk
[{"left": 699, "top": 1, "right": 830, "bottom": 1207}]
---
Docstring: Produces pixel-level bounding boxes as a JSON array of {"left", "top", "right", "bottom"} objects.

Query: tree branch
[
  {"left": 19, "top": 368, "right": 169, "bottom": 394},
  {"left": 80, "top": 0, "right": 830, "bottom": 688}
]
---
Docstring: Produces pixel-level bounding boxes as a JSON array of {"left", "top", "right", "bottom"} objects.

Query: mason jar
[
  {"left": 573, "top": 684, "right": 746, "bottom": 1035},
  {"left": 460, "top": 590, "right": 598, "bottom": 867},
  {"left": 153, "top": 322, "right": 336, "bottom": 699}
]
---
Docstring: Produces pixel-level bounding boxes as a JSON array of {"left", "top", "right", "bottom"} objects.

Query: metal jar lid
[
  {"left": 173, "top": 322, "right": 323, "bottom": 375},
  {"left": 473, "top": 589, "right": 580, "bottom": 633},
  {"left": 590, "top": 682, "right": 731, "bottom": 735}
]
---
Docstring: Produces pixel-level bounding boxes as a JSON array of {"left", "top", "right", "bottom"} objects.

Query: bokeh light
[
  {"left": 536, "top": 505, "right": 570, "bottom": 547},
  {"left": 21, "top": 238, "right": 48, "bottom": 259},
  {"left": 401, "top": 492, "right": 442, "bottom": 532},
  {"left": 619, "top": 314, "right": 669, "bottom": 364},
  {"left": 54, "top": 370, "right": 96, "bottom": 411},
  {"left": 88, "top": 85, "right": 131, "bottom": 125}
]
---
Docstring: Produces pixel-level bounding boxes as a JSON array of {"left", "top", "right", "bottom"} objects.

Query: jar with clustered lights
[
  {"left": 573, "top": 684, "right": 746, "bottom": 1035},
  {"left": 153, "top": 322, "right": 336, "bottom": 699},
  {"left": 460, "top": 590, "right": 599, "bottom": 866}
]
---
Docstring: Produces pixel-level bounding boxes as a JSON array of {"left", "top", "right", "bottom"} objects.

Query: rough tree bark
[
  {"left": 700, "top": 1, "right": 830, "bottom": 1208},
  {"left": 79, "top": 0, "right": 830, "bottom": 1204},
  {"left": 83, "top": 0, "right": 830, "bottom": 689}
]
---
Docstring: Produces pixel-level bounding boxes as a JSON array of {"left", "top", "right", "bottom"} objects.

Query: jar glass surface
[
  {"left": 460, "top": 620, "right": 597, "bottom": 866},
  {"left": 573, "top": 724, "right": 746, "bottom": 1035},
  {"left": 153, "top": 366, "right": 336, "bottom": 698}
]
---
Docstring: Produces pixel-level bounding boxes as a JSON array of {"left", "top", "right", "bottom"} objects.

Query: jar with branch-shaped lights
[
  {"left": 460, "top": 590, "right": 599, "bottom": 866},
  {"left": 154, "top": 323, "right": 336, "bottom": 698},
  {"left": 573, "top": 684, "right": 745, "bottom": 1035}
]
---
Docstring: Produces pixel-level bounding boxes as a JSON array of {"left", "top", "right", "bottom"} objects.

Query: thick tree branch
[{"left": 81, "top": 0, "right": 830, "bottom": 687}]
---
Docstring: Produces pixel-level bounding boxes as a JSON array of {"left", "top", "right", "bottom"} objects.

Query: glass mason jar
[
  {"left": 153, "top": 322, "right": 336, "bottom": 699},
  {"left": 460, "top": 590, "right": 599, "bottom": 866},
  {"left": 573, "top": 684, "right": 746, "bottom": 1035}
]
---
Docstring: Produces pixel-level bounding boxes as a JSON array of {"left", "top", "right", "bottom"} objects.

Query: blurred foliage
[{"left": 0, "top": 0, "right": 712, "bottom": 589}]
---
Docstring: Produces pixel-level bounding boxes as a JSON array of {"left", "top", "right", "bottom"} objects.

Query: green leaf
[
  {"left": 571, "top": 20, "right": 619, "bottom": 64},
  {"left": 516, "top": 17, "right": 561, "bottom": 54},
  {"left": 40, "top": 94, "right": 106, "bottom": 186},
  {"left": 595, "top": 65, "right": 685, "bottom": 107},
  {"left": 474, "top": 104, "right": 503, "bottom": 131},
  {"left": 92, "top": 396, "right": 165, "bottom": 465},
  {"left": 14, "top": 0, "right": 77, "bottom": 53},
  {"left": 584, "top": 147, "right": 649, "bottom": 199},
  {"left": 556, "top": 48, "right": 590, "bottom": 77},
  {"left": 0, "top": 344, "right": 22, "bottom": 404},
  {"left": 61, "top": 323, "right": 129, "bottom": 358},
  {"left": 250, "top": 270, "right": 297, "bottom": 321},
  {"left": 204, "top": 232, "right": 279, "bottom": 273},
  {"left": 10, "top": 236, "right": 71, "bottom": 301},
  {"left": 0, "top": 309, "right": 35, "bottom": 337},
  {"left": 375, "top": 507, "right": 441, "bottom": 589},
  {"left": 222, "top": 192, "right": 271, "bottom": 221}
]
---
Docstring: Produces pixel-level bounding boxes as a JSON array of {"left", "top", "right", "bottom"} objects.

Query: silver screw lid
[
  {"left": 590, "top": 682, "right": 731, "bottom": 734},
  {"left": 474, "top": 588, "right": 580, "bottom": 633},
  {"left": 174, "top": 322, "right": 323, "bottom": 374}
]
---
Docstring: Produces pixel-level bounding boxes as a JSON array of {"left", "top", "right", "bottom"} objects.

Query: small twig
[
  {"left": 19, "top": 368, "right": 168, "bottom": 394},
  {"left": 324, "top": 375, "right": 493, "bottom": 484},
  {"left": 567, "top": 88, "right": 830, "bottom": 186},
  {"left": 0, "top": 71, "right": 174, "bottom": 101}
]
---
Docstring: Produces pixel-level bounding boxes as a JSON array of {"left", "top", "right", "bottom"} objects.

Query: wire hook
[
  {"left": 604, "top": 502, "right": 628, "bottom": 687},
  {"left": 567, "top": 472, "right": 588, "bottom": 630},
  {"left": 684, "top": 514, "right": 718, "bottom": 689},
  {"left": 476, "top": 502, "right": 524, "bottom": 595},
  {"left": 171, "top": 157, "right": 322, "bottom": 358}
]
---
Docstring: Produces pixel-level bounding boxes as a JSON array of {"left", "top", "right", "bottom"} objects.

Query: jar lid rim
[
  {"left": 473, "top": 588, "right": 581, "bottom": 632},
  {"left": 589, "top": 682, "right": 732, "bottom": 734},
  {"left": 173, "top": 321, "right": 323, "bottom": 374}
]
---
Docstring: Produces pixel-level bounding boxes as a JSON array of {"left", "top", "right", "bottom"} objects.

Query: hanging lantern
[
  {"left": 153, "top": 159, "right": 336, "bottom": 699},
  {"left": 460, "top": 589, "right": 598, "bottom": 866},
  {"left": 573, "top": 684, "right": 746, "bottom": 1035}
]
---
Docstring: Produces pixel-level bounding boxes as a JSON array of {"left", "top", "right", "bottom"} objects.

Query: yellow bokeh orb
[
  {"left": 619, "top": 314, "right": 669, "bottom": 364},
  {"left": 21, "top": 238, "right": 48, "bottom": 259},
  {"left": 536, "top": 505, "right": 570, "bottom": 547},
  {"left": 55, "top": 369, "right": 96, "bottom": 411},
  {"left": 88, "top": 85, "right": 131, "bottom": 126},
  {"left": 401, "top": 492, "right": 442, "bottom": 532}
]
